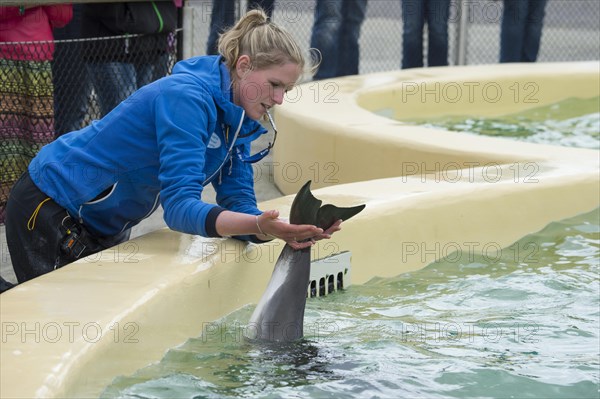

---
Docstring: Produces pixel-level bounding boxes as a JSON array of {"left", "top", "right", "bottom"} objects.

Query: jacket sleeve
[
  {"left": 44, "top": 4, "right": 73, "bottom": 28},
  {"left": 154, "top": 80, "right": 226, "bottom": 237},
  {"left": 214, "top": 142, "right": 267, "bottom": 242}
]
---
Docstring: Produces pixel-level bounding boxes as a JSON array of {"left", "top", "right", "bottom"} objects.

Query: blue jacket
[{"left": 29, "top": 56, "right": 268, "bottom": 239}]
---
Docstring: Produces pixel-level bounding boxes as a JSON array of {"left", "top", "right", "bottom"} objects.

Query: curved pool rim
[{"left": 1, "top": 62, "right": 598, "bottom": 398}]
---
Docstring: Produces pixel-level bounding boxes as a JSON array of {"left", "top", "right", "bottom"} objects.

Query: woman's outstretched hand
[
  {"left": 257, "top": 210, "right": 342, "bottom": 250},
  {"left": 313, "top": 218, "right": 342, "bottom": 241},
  {"left": 215, "top": 210, "right": 343, "bottom": 250}
]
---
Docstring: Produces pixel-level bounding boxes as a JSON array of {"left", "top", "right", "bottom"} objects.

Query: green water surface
[
  {"left": 406, "top": 96, "right": 600, "bottom": 149},
  {"left": 102, "top": 208, "right": 600, "bottom": 398}
]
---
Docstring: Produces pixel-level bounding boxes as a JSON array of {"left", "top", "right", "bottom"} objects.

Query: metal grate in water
[{"left": 307, "top": 251, "right": 352, "bottom": 298}]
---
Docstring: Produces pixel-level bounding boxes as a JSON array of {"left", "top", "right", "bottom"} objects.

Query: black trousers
[{"left": 4, "top": 171, "right": 130, "bottom": 288}]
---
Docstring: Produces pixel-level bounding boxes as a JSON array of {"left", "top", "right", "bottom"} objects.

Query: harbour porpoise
[{"left": 245, "top": 180, "right": 365, "bottom": 342}]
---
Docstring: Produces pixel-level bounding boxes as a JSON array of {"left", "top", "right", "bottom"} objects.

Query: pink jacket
[{"left": 0, "top": 4, "right": 73, "bottom": 61}]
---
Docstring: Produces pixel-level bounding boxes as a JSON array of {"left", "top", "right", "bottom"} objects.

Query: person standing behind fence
[
  {"left": 81, "top": 1, "right": 179, "bottom": 118},
  {"left": 206, "top": 0, "right": 275, "bottom": 55},
  {"left": 0, "top": 4, "right": 72, "bottom": 225},
  {"left": 309, "top": 0, "right": 368, "bottom": 79},
  {"left": 52, "top": 4, "right": 90, "bottom": 136},
  {"left": 401, "top": 0, "right": 450, "bottom": 69},
  {"left": 499, "top": 0, "right": 548, "bottom": 63}
]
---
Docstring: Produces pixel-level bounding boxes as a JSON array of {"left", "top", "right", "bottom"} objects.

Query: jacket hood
[{"left": 172, "top": 56, "right": 267, "bottom": 145}]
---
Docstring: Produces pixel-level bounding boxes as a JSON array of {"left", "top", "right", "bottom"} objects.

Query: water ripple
[{"left": 102, "top": 208, "right": 599, "bottom": 399}]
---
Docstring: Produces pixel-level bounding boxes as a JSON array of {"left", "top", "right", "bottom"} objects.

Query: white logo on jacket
[{"left": 207, "top": 132, "right": 222, "bottom": 149}]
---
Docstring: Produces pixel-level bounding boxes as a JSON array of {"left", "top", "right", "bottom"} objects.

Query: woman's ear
[{"left": 235, "top": 55, "right": 252, "bottom": 80}]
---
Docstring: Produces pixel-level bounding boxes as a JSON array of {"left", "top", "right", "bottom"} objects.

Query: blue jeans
[
  {"left": 401, "top": 0, "right": 450, "bottom": 69},
  {"left": 500, "top": 0, "right": 548, "bottom": 62},
  {"left": 310, "top": 0, "right": 368, "bottom": 79},
  {"left": 86, "top": 62, "right": 154, "bottom": 117}
]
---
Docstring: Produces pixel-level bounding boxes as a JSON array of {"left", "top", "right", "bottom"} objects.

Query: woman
[{"left": 5, "top": 9, "right": 339, "bottom": 287}]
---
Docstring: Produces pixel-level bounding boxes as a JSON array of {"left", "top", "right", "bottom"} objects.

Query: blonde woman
[{"left": 5, "top": 9, "right": 341, "bottom": 288}]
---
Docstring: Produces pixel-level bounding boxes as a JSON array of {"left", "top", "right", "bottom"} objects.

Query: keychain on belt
[{"left": 60, "top": 216, "right": 87, "bottom": 260}]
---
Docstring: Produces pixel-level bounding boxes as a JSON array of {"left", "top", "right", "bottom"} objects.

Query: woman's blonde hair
[{"left": 218, "top": 9, "right": 316, "bottom": 76}]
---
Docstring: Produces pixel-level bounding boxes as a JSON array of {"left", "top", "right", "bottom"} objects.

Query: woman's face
[{"left": 234, "top": 55, "right": 301, "bottom": 120}]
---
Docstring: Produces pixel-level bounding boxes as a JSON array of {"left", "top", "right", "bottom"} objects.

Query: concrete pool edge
[
  {"left": 272, "top": 61, "right": 599, "bottom": 194},
  {"left": 1, "top": 62, "right": 599, "bottom": 398}
]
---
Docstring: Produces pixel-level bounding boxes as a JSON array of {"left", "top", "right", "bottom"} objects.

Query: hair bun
[
  {"left": 245, "top": 8, "right": 269, "bottom": 26},
  {"left": 218, "top": 8, "right": 313, "bottom": 77}
]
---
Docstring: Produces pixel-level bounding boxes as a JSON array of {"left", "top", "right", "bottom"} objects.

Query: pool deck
[{"left": 1, "top": 62, "right": 599, "bottom": 398}]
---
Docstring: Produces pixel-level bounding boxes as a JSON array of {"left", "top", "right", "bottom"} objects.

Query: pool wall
[
  {"left": 1, "top": 62, "right": 598, "bottom": 398},
  {"left": 272, "top": 62, "right": 598, "bottom": 194}
]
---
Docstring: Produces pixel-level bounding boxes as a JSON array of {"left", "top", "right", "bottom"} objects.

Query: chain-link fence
[
  {"left": 0, "top": 34, "right": 177, "bottom": 223},
  {"left": 459, "top": 0, "right": 600, "bottom": 64},
  {"left": 184, "top": 0, "right": 599, "bottom": 72},
  {"left": 0, "top": 3, "right": 178, "bottom": 224},
  {"left": 1, "top": 0, "right": 599, "bottom": 224}
]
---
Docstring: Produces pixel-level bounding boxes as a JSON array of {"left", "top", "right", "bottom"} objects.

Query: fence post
[
  {"left": 182, "top": 0, "right": 195, "bottom": 59},
  {"left": 455, "top": 0, "right": 470, "bottom": 65}
]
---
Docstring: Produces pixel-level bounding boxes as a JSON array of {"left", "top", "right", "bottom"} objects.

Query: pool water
[
  {"left": 101, "top": 207, "right": 599, "bottom": 399},
  {"left": 409, "top": 96, "right": 600, "bottom": 149}
]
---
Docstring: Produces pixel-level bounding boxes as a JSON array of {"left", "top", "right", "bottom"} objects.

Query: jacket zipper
[{"left": 203, "top": 110, "right": 245, "bottom": 186}]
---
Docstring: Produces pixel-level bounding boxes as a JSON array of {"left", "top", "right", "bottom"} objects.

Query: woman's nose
[{"left": 273, "top": 88, "right": 285, "bottom": 105}]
